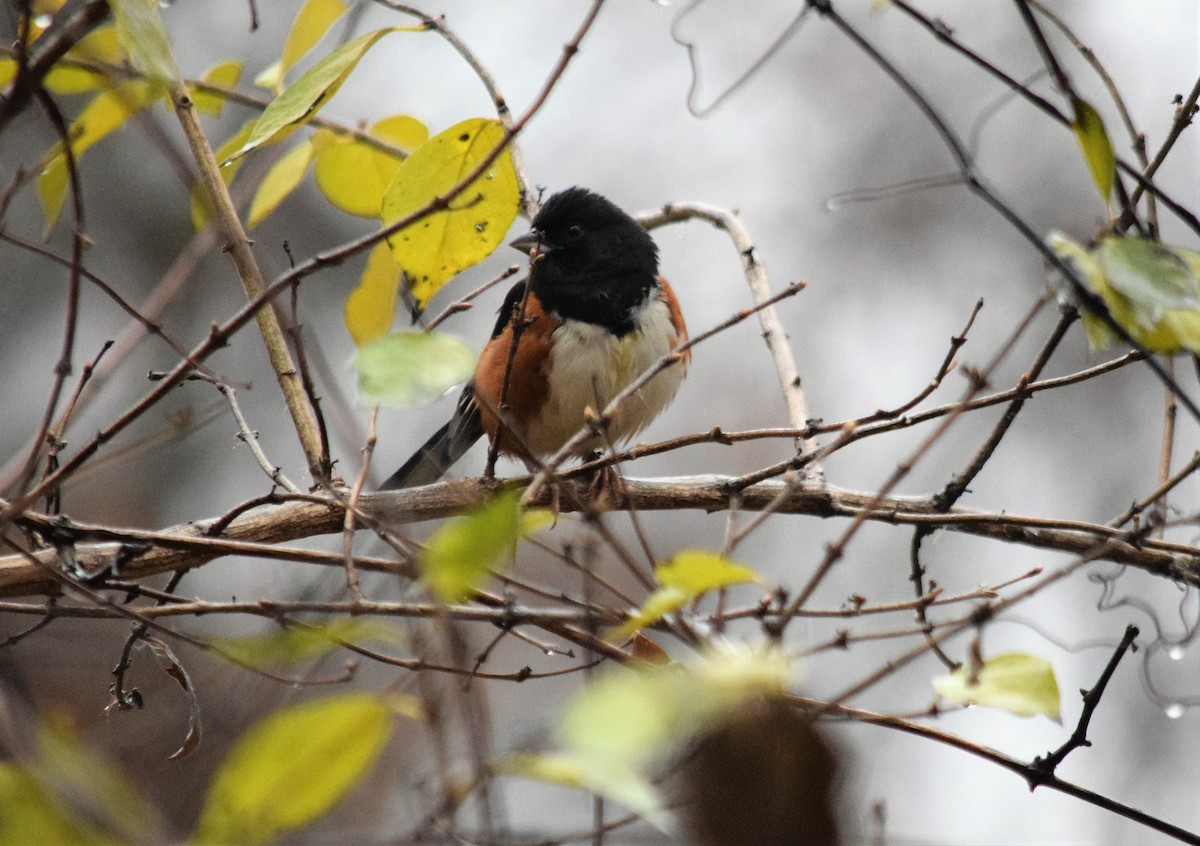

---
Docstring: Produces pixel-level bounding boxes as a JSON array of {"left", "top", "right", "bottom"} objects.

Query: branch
[
  {"left": 639, "top": 202, "right": 818, "bottom": 467},
  {"left": 1033, "top": 623, "right": 1140, "bottom": 775},
  {"left": 2, "top": 477, "right": 1197, "bottom": 598},
  {"left": 168, "top": 77, "right": 328, "bottom": 482}
]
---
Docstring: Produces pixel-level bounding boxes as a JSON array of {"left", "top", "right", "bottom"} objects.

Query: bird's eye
[{"left": 566, "top": 224, "right": 584, "bottom": 240}]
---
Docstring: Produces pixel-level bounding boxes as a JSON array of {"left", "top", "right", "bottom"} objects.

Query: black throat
[{"left": 532, "top": 265, "right": 656, "bottom": 336}]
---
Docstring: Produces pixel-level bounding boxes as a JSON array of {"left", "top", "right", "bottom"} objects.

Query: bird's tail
[{"left": 380, "top": 398, "right": 483, "bottom": 489}]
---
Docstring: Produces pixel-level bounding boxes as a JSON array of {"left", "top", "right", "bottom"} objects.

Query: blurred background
[{"left": 2, "top": 0, "right": 1199, "bottom": 843}]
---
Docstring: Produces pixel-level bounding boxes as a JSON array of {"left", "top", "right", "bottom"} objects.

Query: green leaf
[
  {"left": 313, "top": 115, "right": 427, "bottom": 217},
  {"left": 1047, "top": 232, "right": 1200, "bottom": 354},
  {"left": 344, "top": 242, "right": 402, "bottom": 345},
  {"left": 192, "top": 60, "right": 243, "bottom": 116},
  {"left": 381, "top": 117, "right": 520, "bottom": 308},
  {"left": 212, "top": 619, "right": 402, "bottom": 669},
  {"left": 1071, "top": 97, "right": 1115, "bottom": 206},
  {"left": 0, "top": 716, "right": 152, "bottom": 844},
  {"left": 256, "top": 0, "right": 350, "bottom": 93},
  {"left": 354, "top": 329, "right": 474, "bottom": 407},
  {"left": 495, "top": 753, "right": 667, "bottom": 832},
  {"left": 109, "top": 0, "right": 177, "bottom": 86},
  {"left": 191, "top": 119, "right": 256, "bottom": 230},
  {"left": 933, "top": 652, "right": 1061, "bottom": 720},
  {"left": 192, "top": 693, "right": 401, "bottom": 845},
  {"left": 1097, "top": 236, "right": 1200, "bottom": 317},
  {"left": 544, "top": 643, "right": 791, "bottom": 829},
  {"left": 247, "top": 139, "right": 314, "bottom": 228},
  {"left": 0, "top": 764, "right": 112, "bottom": 845},
  {"left": 225, "top": 27, "right": 408, "bottom": 164},
  {"left": 38, "top": 81, "right": 154, "bottom": 232},
  {"left": 419, "top": 490, "right": 547, "bottom": 602},
  {"left": 607, "top": 551, "right": 760, "bottom": 642}
]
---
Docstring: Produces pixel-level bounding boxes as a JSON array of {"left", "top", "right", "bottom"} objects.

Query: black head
[{"left": 510, "top": 187, "right": 659, "bottom": 334}]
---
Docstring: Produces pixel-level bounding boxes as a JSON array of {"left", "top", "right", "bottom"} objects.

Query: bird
[{"left": 381, "top": 187, "right": 689, "bottom": 490}]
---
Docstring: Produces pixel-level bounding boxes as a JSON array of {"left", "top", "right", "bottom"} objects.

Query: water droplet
[
  {"left": 1167, "top": 644, "right": 1186, "bottom": 660},
  {"left": 33, "top": 13, "right": 52, "bottom": 27},
  {"left": 1165, "top": 703, "right": 1186, "bottom": 719}
]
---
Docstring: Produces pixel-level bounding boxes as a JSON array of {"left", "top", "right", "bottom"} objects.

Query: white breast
[{"left": 524, "top": 296, "right": 686, "bottom": 456}]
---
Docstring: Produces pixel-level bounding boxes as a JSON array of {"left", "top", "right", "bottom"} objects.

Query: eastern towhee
[{"left": 381, "top": 187, "right": 689, "bottom": 489}]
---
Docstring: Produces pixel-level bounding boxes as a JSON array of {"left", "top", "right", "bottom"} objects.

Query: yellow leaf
[
  {"left": 246, "top": 140, "right": 314, "bottom": 228},
  {"left": 43, "top": 26, "right": 123, "bottom": 94},
  {"left": 314, "top": 115, "right": 428, "bottom": 217},
  {"left": 344, "top": 242, "right": 402, "bottom": 345},
  {"left": 0, "top": 764, "right": 107, "bottom": 845},
  {"left": 933, "top": 652, "right": 1061, "bottom": 720},
  {"left": 258, "top": 0, "right": 350, "bottom": 93},
  {"left": 192, "top": 60, "right": 243, "bottom": 116},
  {"left": 1071, "top": 97, "right": 1116, "bottom": 207},
  {"left": 656, "top": 550, "right": 760, "bottom": 594},
  {"left": 191, "top": 119, "right": 256, "bottom": 230},
  {"left": 193, "top": 694, "right": 397, "bottom": 845},
  {"left": 226, "top": 27, "right": 411, "bottom": 164},
  {"left": 381, "top": 117, "right": 520, "bottom": 308},
  {"left": 38, "top": 81, "right": 153, "bottom": 232},
  {"left": 607, "top": 551, "right": 760, "bottom": 641}
]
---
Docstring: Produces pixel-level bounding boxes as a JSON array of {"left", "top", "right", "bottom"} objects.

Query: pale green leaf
[
  {"left": 562, "top": 643, "right": 790, "bottom": 770},
  {"left": 1071, "top": 97, "right": 1115, "bottom": 206},
  {"left": 541, "top": 644, "right": 792, "bottom": 830},
  {"left": 110, "top": 0, "right": 177, "bottom": 85},
  {"left": 313, "top": 115, "right": 427, "bottom": 217},
  {"left": 381, "top": 117, "right": 520, "bottom": 308},
  {"left": 225, "top": 27, "right": 408, "bottom": 164},
  {"left": 419, "top": 490, "right": 545, "bottom": 603},
  {"left": 494, "top": 753, "right": 668, "bottom": 832},
  {"left": 212, "top": 619, "right": 402, "bottom": 669},
  {"left": 933, "top": 652, "right": 1061, "bottom": 720},
  {"left": 344, "top": 241, "right": 402, "bottom": 345},
  {"left": 1097, "top": 236, "right": 1200, "bottom": 316},
  {"left": 353, "top": 330, "right": 474, "bottom": 407},
  {"left": 192, "top": 60, "right": 243, "bottom": 116},
  {"left": 247, "top": 140, "right": 314, "bottom": 228},
  {"left": 193, "top": 693, "right": 396, "bottom": 845}
]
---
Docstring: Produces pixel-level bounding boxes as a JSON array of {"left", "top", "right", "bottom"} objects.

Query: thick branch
[
  {"left": 1, "top": 477, "right": 1195, "bottom": 597},
  {"left": 168, "top": 80, "right": 327, "bottom": 482}
]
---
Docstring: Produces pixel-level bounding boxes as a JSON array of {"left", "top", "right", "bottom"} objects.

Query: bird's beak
[{"left": 510, "top": 228, "right": 549, "bottom": 255}]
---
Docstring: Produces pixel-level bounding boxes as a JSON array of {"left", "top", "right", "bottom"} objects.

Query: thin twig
[{"left": 640, "top": 202, "right": 818, "bottom": 469}]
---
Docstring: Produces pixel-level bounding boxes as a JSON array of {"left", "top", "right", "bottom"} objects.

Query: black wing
[{"left": 379, "top": 278, "right": 528, "bottom": 489}]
